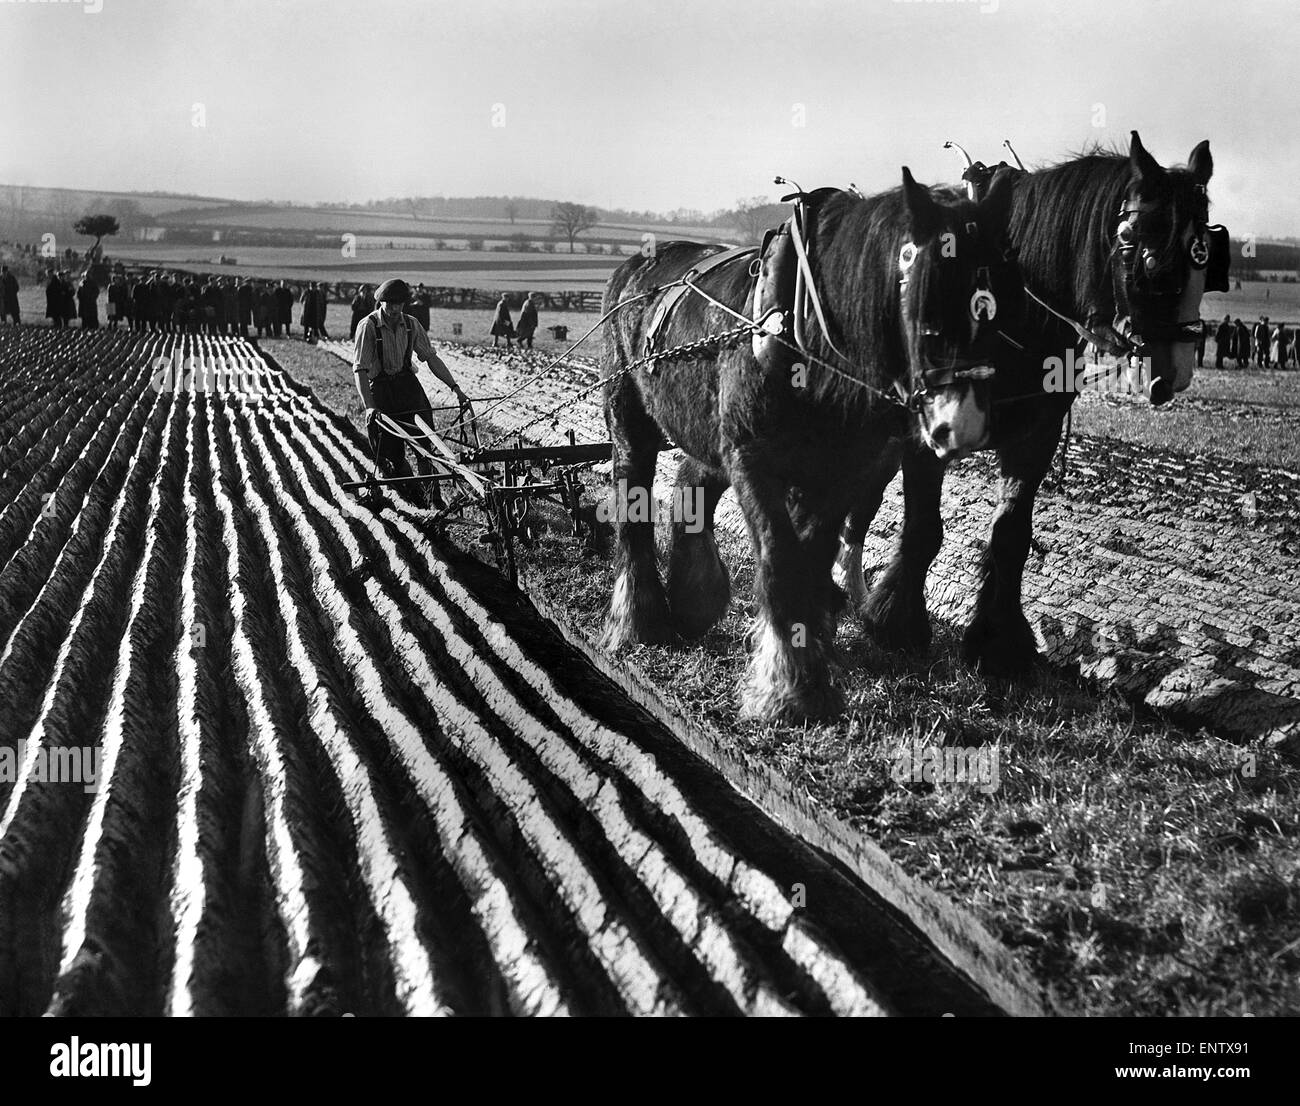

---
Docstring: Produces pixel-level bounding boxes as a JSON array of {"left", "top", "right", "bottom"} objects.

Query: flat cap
[{"left": 375, "top": 278, "right": 410, "bottom": 303}]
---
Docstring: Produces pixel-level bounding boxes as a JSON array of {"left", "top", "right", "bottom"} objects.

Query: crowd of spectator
[{"left": 1210, "top": 315, "right": 1299, "bottom": 369}]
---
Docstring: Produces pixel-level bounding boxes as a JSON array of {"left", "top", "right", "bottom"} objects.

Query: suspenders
[{"left": 371, "top": 311, "right": 414, "bottom": 379}]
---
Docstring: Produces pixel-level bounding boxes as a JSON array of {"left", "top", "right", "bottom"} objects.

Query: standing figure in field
[
  {"left": 76, "top": 274, "right": 99, "bottom": 329},
  {"left": 274, "top": 280, "right": 295, "bottom": 338},
  {"left": 601, "top": 169, "right": 1023, "bottom": 721},
  {"left": 1254, "top": 316, "right": 1271, "bottom": 367},
  {"left": 490, "top": 294, "right": 515, "bottom": 349},
  {"left": 350, "top": 284, "right": 375, "bottom": 339},
  {"left": 315, "top": 282, "right": 332, "bottom": 338},
  {"left": 1, "top": 266, "right": 20, "bottom": 325},
  {"left": 1235, "top": 318, "right": 1251, "bottom": 368},
  {"left": 1214, "top": 314, "right": 1232, "bottom": 368},
  {"left": 45, "top": 272, "right": 65, "bottom": 329},
  {"left": 516, "top": 291, "right": 539, "bottom": 349}
]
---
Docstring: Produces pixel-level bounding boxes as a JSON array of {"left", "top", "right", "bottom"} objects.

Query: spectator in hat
[
  {"left": 350, "top": 284, "right": 375, "bottom": 339},
  {"left": 1, "top": 265, "right": 20, "bottom": 324},
  {"left": 46, "top": 271, "right": 67, "bottom": 328},
  {"left": 273, "top": 280, "right": 294, "bottom": 338},
  {"left": 1234, "top": 318, "right": 1251, "bottom": 369},
  {"left": 1214, "top": 314, "right": 1232, "bottom": 369},
  {"left": 236, "top": 277, "right": 253, "bottom": 338},
  {"left": 1254, "top": 316, "right": 1271, "bottom": 368},
  {"left": 76, "top": 273, "right": 100, "bottom": 328},
  {"left": 490, "top": 293, "right": 515, "bottom": 350},
  {"left": 516, "top": 291, "right": 539, "bottom": 350}
]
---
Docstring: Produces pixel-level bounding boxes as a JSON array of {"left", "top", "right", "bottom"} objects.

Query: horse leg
[
  {"left": 790, "top": 483, "right": 859, "bottom": 647},
  {"left": 859, "top": 442, "right": 947, "bottom": 653},
  {"left": 666, "top": 457, "right": 731, "bottom": 639},
  {"left": 601, "top": 392, "right": 672, "bottom": 649},
  {"left": 832, "top": 443, "right": 903, "bottom": 608},
  {"left": 731, "top": 458, "right": 841, "bottom": 723},
  {"left": 962, "top": 413, "right": 1064, "bottom": 675}
]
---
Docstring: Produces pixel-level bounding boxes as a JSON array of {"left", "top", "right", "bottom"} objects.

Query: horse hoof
[
  {"left": 602, "top": 568, "right": 674, "bottom": 650},
  {"left": 737, "top": 619, "right": 843, "bottom": 723},
  {"left": 667, "top": 533, "right": 731, "bottom": 639},
  {"left": 962, "top": 618, "right": 1040, "bottom": 677},
  {"left": 859, "top": 585, "right": 931, "bottom": 654}
]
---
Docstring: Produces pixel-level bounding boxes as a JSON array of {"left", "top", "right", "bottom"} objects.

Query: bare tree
[
  {"left": 732, "top": 196, "right": 777, "bottom": 245},
  {"left": 550, "top": 201, "right": 598, "bottom": 253}
]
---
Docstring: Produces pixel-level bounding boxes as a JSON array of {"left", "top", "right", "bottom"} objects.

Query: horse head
[
  {"left": 1110, "top": 131, "right": 1228, "bottom": 405},
  {"left": 897, "top": 166, "right": 1024, "bottom": 459}
]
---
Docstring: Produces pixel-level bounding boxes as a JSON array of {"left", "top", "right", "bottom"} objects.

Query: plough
[{"left": 341, "top": 398, "right": 612, "bottom": 582}]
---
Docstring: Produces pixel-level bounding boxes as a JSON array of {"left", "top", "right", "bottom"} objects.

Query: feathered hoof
[
  {"left": 737, "top": 619, "right": 844, "bottom": 723},
  {"left": 859, "top": 581, "right": 932, "bottom": 654},
  {"left": 962, "top": 613, "right": 1040, "bottom": 677},
  {"left": 667, "top": 533, "right": 731, "bottom": 640},
  {"left": 601, "top": 568, "right": 674, "bottom": 650}
]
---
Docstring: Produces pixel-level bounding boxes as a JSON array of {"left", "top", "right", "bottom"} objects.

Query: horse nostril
[{"left": 929, "top": 422, "right": 951, "bottom": 446}]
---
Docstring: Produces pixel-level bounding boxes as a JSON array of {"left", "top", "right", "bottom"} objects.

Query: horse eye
[{"left": 1117, "top": 223, "right": 1136, "bottom": 246}]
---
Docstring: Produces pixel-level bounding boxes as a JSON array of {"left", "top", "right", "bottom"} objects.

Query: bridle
[
  {"left": 895, "top": 222, "right": 1022, "bottom": 413},
  {"left": 1111, "top": 191, "right": 1229, "bottom": 348},
  {"left": 1023, "top": 187, "right": 1230, "bottom": 358}
]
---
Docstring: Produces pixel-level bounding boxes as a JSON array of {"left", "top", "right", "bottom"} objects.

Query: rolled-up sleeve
[
  {"left": 411, "top": 320, "right": 437, "bottom": 366},
  {"left": 353, "top": 316, "right": 378, "bottom": 377}
]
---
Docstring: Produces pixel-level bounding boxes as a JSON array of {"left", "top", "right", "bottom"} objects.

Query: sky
[{"left": 0, "top": 0, "right": 1292, "bottom": 235}]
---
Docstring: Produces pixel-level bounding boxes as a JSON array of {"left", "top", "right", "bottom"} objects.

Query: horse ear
[
  {"left": 1129, "top": 130, "right": 1166, "bottom": 189},
  {"left": 977, "top": 166, "right": 1018, "bottom": 233},
  {"left": 1187, "top": 140, "right": 1213, "bottom": 185},
  {"left": 901, "top": 166, "right": 942, "bottom": 243}
]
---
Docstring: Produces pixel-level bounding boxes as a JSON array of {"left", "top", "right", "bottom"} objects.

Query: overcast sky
[{"left": 0, "top": 0, "right": 1291, "bottom": 235}]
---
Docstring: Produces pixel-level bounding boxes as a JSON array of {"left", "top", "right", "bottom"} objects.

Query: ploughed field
[
  {"left": 0, "top": 326, "right": 1020, "bottom": 1017},
  {"left": 314, "top": 339, "right": 1300, "bottom": 1016}
]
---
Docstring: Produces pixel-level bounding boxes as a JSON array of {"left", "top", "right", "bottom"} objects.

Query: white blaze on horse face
[{"left": 918, "top": 387, "right": 990, "bottom": 459}]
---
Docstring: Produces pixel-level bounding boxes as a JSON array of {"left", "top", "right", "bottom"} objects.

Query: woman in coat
[
  {"left": 490, "top": 294, "right": 514, "bottom": 350},
  {"left": 46, "top": 273, "right": 65, "bottom": 328},
  {"left": 516, "top": 291, "right": 539, "bottom": 350},
  {"left": 76, "top": 276, "right": 100, "bottom": 328}
]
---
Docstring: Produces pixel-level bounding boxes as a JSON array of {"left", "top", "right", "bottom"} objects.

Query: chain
[{"left": 478, "top": 320, "right": 757, "bottom": 450}]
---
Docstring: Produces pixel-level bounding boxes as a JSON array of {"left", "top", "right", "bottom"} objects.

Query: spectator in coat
[
  {"left": 253, "top": 281, "right": 273, "bottom": 338},
  {"left": 1192, "top": 319, "right": 1206, "bottom": 368},
  {"left": 1235, "top": 318, "right": 1252, "bottom": 368},
  {"left": 516, "top": 291, "right": 539, "bottom": 350},
  {"left": 131, "top": 275, "right": 152, "bottom": 333},
  {"left": 76, "top": 275, "right": 100, "bottom": 328},
  {"left": 236, "top": 278, "right": 253, "bottom": 338},
  {"left": 1, "top": 265, "right": 19, "bottom": 324},
  {"left": 273, "top": 280, "right": 294, "bottom": 337},
  {"left": 221, "top": 278, "right": 239, "bottom": 337},
  {"left": 46, "top": 272, "right": 66, "bottom": 328},
  {"left": 106, "top": 274, "right": 127, "bottom": 330},
  {"left": 314, "top": 281, "right": 331, "bottom": 338},
  {"left": 408, "top": 283, "right": 432, "bottom": 330},
  {"left": 1274, "top": 322, "right": 1291, "bottom": 369},
  {"left": 490, "top": 294, "right": 514, "bottom": 350},
  {"left": 1254, "top": 317, "right": 1271, "bottom": 368},
  {"left": 59, "top": 271, "right": 76, "bottom": 326},
  {"left": 350, "top": 284, "right": 375, "bottom": 339},
  {"left": 301, "top": 282, "right": 319, "bottom": 340},
  {"left": 1214, "top": 314, "right": 1232, "bottom": 369}
]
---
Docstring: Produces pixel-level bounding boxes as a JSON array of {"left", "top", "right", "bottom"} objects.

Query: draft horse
[
  {"left": 835, "top": 132, "right": 1228, "bottom": 675},
  {"left": 600, "top": 169, "right": 1024, "bottom": 722}
]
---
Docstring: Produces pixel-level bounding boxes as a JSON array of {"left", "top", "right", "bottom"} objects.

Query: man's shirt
[{"left": 353, "top": 309, "right": 437, "bottom": 380}]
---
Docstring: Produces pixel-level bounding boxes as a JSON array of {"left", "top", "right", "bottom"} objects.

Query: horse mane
[
  {"left": 1010, "top": 146, "right": 1211, "bottom": 323},
  {"left": 802, "top": 187, "right": 982, "bottom": 408}
]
